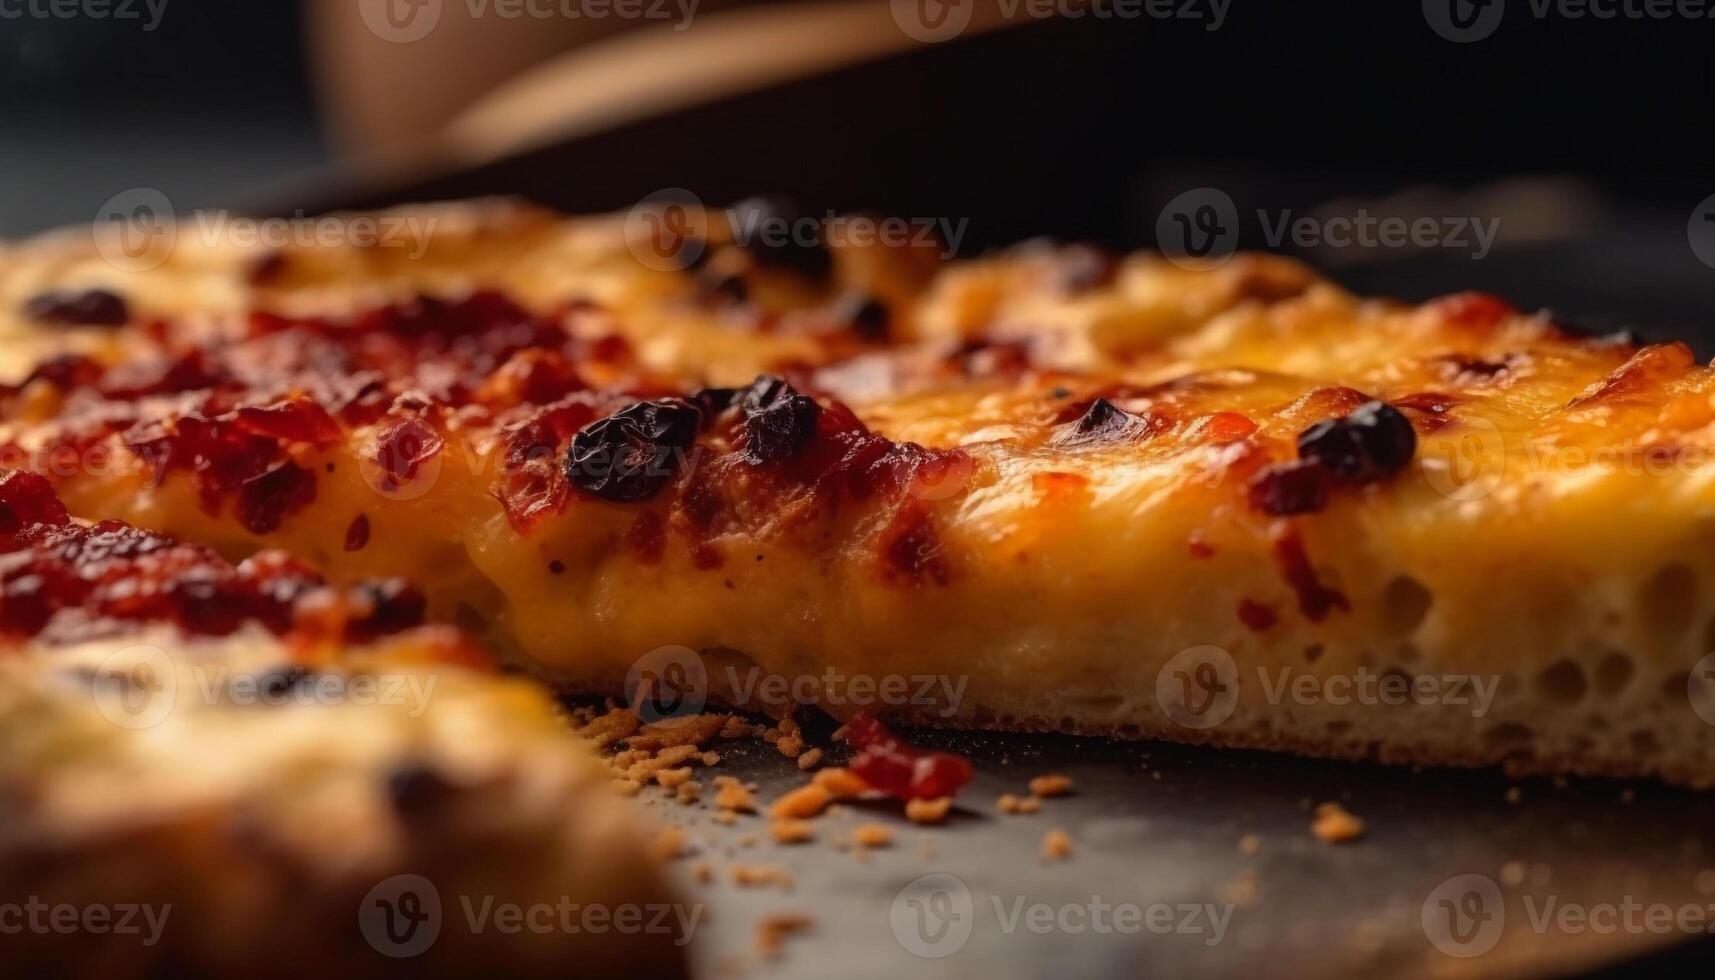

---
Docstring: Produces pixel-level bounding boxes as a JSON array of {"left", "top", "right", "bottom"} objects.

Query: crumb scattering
[
  {"left": 1042, "top": 828, "right": 1074, "bottom": 860},
  {"left": 730, "top": 863, "right": 794, "bottom": 889},
  {"left": 853, "top": 824, "right": 894, "bottom": 848},
  {"left": 796, "top": 748, "right": 823, "bottom": 770},
  {"left": 770, "top": 820, "right": 816, "bottom": 844},
  {"left": 771, "top": 784, "right": 834, "bottom": 821},
  {"left": 905, "top": 797, "right": 953, "bottom": 825},
  {"left": 713, "top": 775, "right": 758, "bottom": 813},
  {"left": 1028, "top": 774, "right": 1074, "bottom": 798},
  {"left": 756, "top": 913, "right": 815, "bottom": 959},
  {"left": 1310, "top": 802, "right": 1365, "bottom": 843}
]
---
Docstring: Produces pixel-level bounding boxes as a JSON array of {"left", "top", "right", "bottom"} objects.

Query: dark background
[{"left": 3, "top": 1, "right": 1713, "bottom": 336}]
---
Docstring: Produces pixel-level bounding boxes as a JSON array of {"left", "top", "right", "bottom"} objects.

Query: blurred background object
[{"left": 3, "top": 0, "right": 1713, "bottom": 338}]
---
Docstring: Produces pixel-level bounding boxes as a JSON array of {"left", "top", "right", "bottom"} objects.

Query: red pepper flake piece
[
  {"left": 1237, "top": 599, "right": 1277, "bottom": 632},
  {"left": 235, "top": 460, "right": 317, "bottom": 535},
  {"left": 372, "top": 417, "right": 445, "bottom": 491},
  {"left": 232, "top": 399, "right": 342, "bottom": 447},
  {"left": 876, "top": 504, "right": 949, "bottom": 585},
  {"left": 344, "top": 513, "right": 371, "bottom": 552},
  {"left": 1271, "top": 528, "right": 1349, "bottom": 622},
  {"left": 0, "top": 470, "right": 71, "bottom": 539},
  {"left": 1431, "top": 291, "right": 1515, "bottom": 331},
  {"left": 1187, "top": 533, "right": 1215, "bottom": 559},
  {"left": 841, "top": 711, "right": 973, "bottom": 801}
]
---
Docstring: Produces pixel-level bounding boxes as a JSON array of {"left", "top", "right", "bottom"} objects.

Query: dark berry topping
[
  {"left": 1247, "top": 460, "right": 1330, "bottom": 516},
  {"left": 1296, "top": 401, "right": 1417, "bottom": 484},
  {"left": 0, "top": 471, "right": 70, "bottom": 538},
  {"left": 739, "top": 376, "right": 822, "bottom": 465},
  {"left": 726, "top": 197, "right": 833, "bottom": 278},
  {"left": 690, "top": 386, "right": 741, "bottom": 421},
  {"left": 566, "top": 399, "right": 702, "bottom": 502},
  {"left": 22, "top": 288, "right": 130, "bottom": 327}
]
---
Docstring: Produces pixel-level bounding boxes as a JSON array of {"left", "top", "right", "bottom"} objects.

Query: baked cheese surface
[{"left": 5, "top": 200, "right": 1715, "bottom": 785}]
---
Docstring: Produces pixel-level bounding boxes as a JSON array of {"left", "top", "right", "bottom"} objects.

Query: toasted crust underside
[{"left": 5, "top": 200, "right": 1715, "bottom": 792}]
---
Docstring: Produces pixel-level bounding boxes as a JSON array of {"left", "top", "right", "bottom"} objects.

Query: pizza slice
[
  {"left": 0, "top": 471, "right": 684, "bottom": 979},
  {"left": 4, "top": 200, "right": 1714, "bottom": 789}
]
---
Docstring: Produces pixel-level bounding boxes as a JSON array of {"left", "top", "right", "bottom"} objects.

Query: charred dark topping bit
[
  {"left": 1237, "top": 599, "right": 1277, "bottom": 632},
  {"left": 344, "top": 513, "right": 371, "bottom": 552},
  {"left": 1247, "top": 460, "right": 1330, "bottom": 516},
  {"left": 547, "top": 559, "right": 566, "bottom": 575},
  {"left": 833, "top": 292, "right": 891, "bottom": 340},
  {"left": 725, "top": 197, "right": 833, "bottom": 279},
  {"left": 7, "top": 353, "right": 105, "bottom": 394},
  {"left": 386, "top": 762, "right": 456, "bottom": 817},
  {"left": 566, "top": 398, "right": 702, "bottom": 503},
  {"left": 1054, "top": 397, "right": 1147, "bottom": 446},
  {"left": 738, "top": 375, "right": 822, "bottom": 465},
  {"left": 1296, "top": 401, "right": 1417, "bottom": 485},
  {"left": 690, "top": 386, "right": 741, "bottom": 422},
  {"left": 346, "top": 579, "right": 428, "bottom": 640},
  {"left": 246, "top": 251, "right": 290, "bottom": 286},
  {"left": 21, "top": 288, "right": 130, "bottom": 327}
]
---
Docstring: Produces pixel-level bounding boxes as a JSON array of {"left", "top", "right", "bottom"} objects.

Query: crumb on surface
[
  {"left": 1028, "top": 774, "right": 1074, "bottom": 798},
  {"left": 905, "top": 797, "right": 953, "bottom": 825},
  {"left": 656, "top": 766, "right": 695, "bottom": 790},
  {"left": 797, "top": 748, "right": 824, "bottom": 771},
  {"left": 1238, "top": 834, "right": 1260, "bottom": 856},
  {"left": 1310, "top": 802, "right": 1365, "bottom": 843},
  {"left": 770, "top": 820, "right": 816, "bottom": 844},
  {"left": 731, "top": 863, "right": 794, "bottom": 889},
  {"left": 713, "top": 775, "right": 758, "bottom": 813},
  {"left": 853, "top": 824, "right": 894, "bottom": 848},
  {"left": 676, "top": 780, "right": 702, "bottom": 804},
  {"left": 998, "top": 793, "right": 1022, "bottom": 814},
  {"left": 651, "top": 826, "right": 687, "bottom": 862},
  {"left": 756, "top": 913, "right": 815, "bottom": 959},
  {"left": 1220, "top": 869, "right": 1259, "bottom": 907},
  {"left": 1042, "top": 828, "right": 1074, "bottom": 861},
  {"left": 771, "top": 783, "right": 834, "bottom": 821},
  {"left": 811, "top": 767, "right": 870, "bottom": 798}
]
